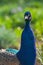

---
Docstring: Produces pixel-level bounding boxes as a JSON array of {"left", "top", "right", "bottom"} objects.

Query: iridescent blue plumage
[
  {"left": 6, "top": 11, "right": 36, "bottom": 65},
  {"left": 6, "top": 48, "right": 19, "bottom": 54}
]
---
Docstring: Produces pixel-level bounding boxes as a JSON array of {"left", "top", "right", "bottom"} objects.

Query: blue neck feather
[{"left": 17, "top": 21, "right": 36, "bottom": 65}]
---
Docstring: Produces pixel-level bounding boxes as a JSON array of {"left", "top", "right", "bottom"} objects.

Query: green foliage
[
  {"left": 0, "top": 1, "right": 43, "bottom": 64},
  {"left": 37, "top": 44, "right": 43, "bottom": 65},
  {"left": 0, "top": 1, "right": 43, "bottom": 47},
  {"left": 0, "top": 27, "right": 16, "bottom": 48},
  {"left": 0, "top": 26, "right": 22, "bottom": 49},
  {"left": 0, "top": 0, "right": 43, "bottom": 64}
]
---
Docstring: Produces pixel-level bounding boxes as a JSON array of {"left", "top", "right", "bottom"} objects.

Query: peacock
[{"left": 0, "top": 11, "right": 36, "bottom": 65}]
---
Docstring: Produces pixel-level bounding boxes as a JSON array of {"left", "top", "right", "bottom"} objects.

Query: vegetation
[{"left": 0, "top": 0, "right": 43, "bottom": 65}]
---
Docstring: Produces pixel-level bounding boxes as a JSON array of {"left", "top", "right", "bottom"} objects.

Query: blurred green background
[{"left": 0, "top": 0, "right": 43, "bottom": 64}]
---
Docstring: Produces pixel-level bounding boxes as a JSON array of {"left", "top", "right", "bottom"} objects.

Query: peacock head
[{"left": 24, "top": 11, "right": 31, "bottom": 22}]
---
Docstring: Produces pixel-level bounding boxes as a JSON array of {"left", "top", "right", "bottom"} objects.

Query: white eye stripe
[{"left": 25, "top": 16, "right": 28, "bottom": 19}]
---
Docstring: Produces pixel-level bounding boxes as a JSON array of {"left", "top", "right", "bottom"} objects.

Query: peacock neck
[
  {"left": 25, "top": 21, "right": 30, "bottom": 30},
  {"left": 26, "top": 21, "right": 30, "bottom": 25},
  {"left": 16, "top": 20, "right": 36, "bottom": 65},
  {"left": 20, "top": 21, "right": 31, "bottom": 51}
]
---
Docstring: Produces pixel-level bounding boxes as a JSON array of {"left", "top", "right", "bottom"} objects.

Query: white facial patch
[{"left": 25, "top": 16, "right": 28, "bottom": 19}]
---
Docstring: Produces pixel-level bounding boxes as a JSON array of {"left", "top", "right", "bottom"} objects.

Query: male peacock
[{"left": 0, "top": 11, "right": 36, "bottom": 65}]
